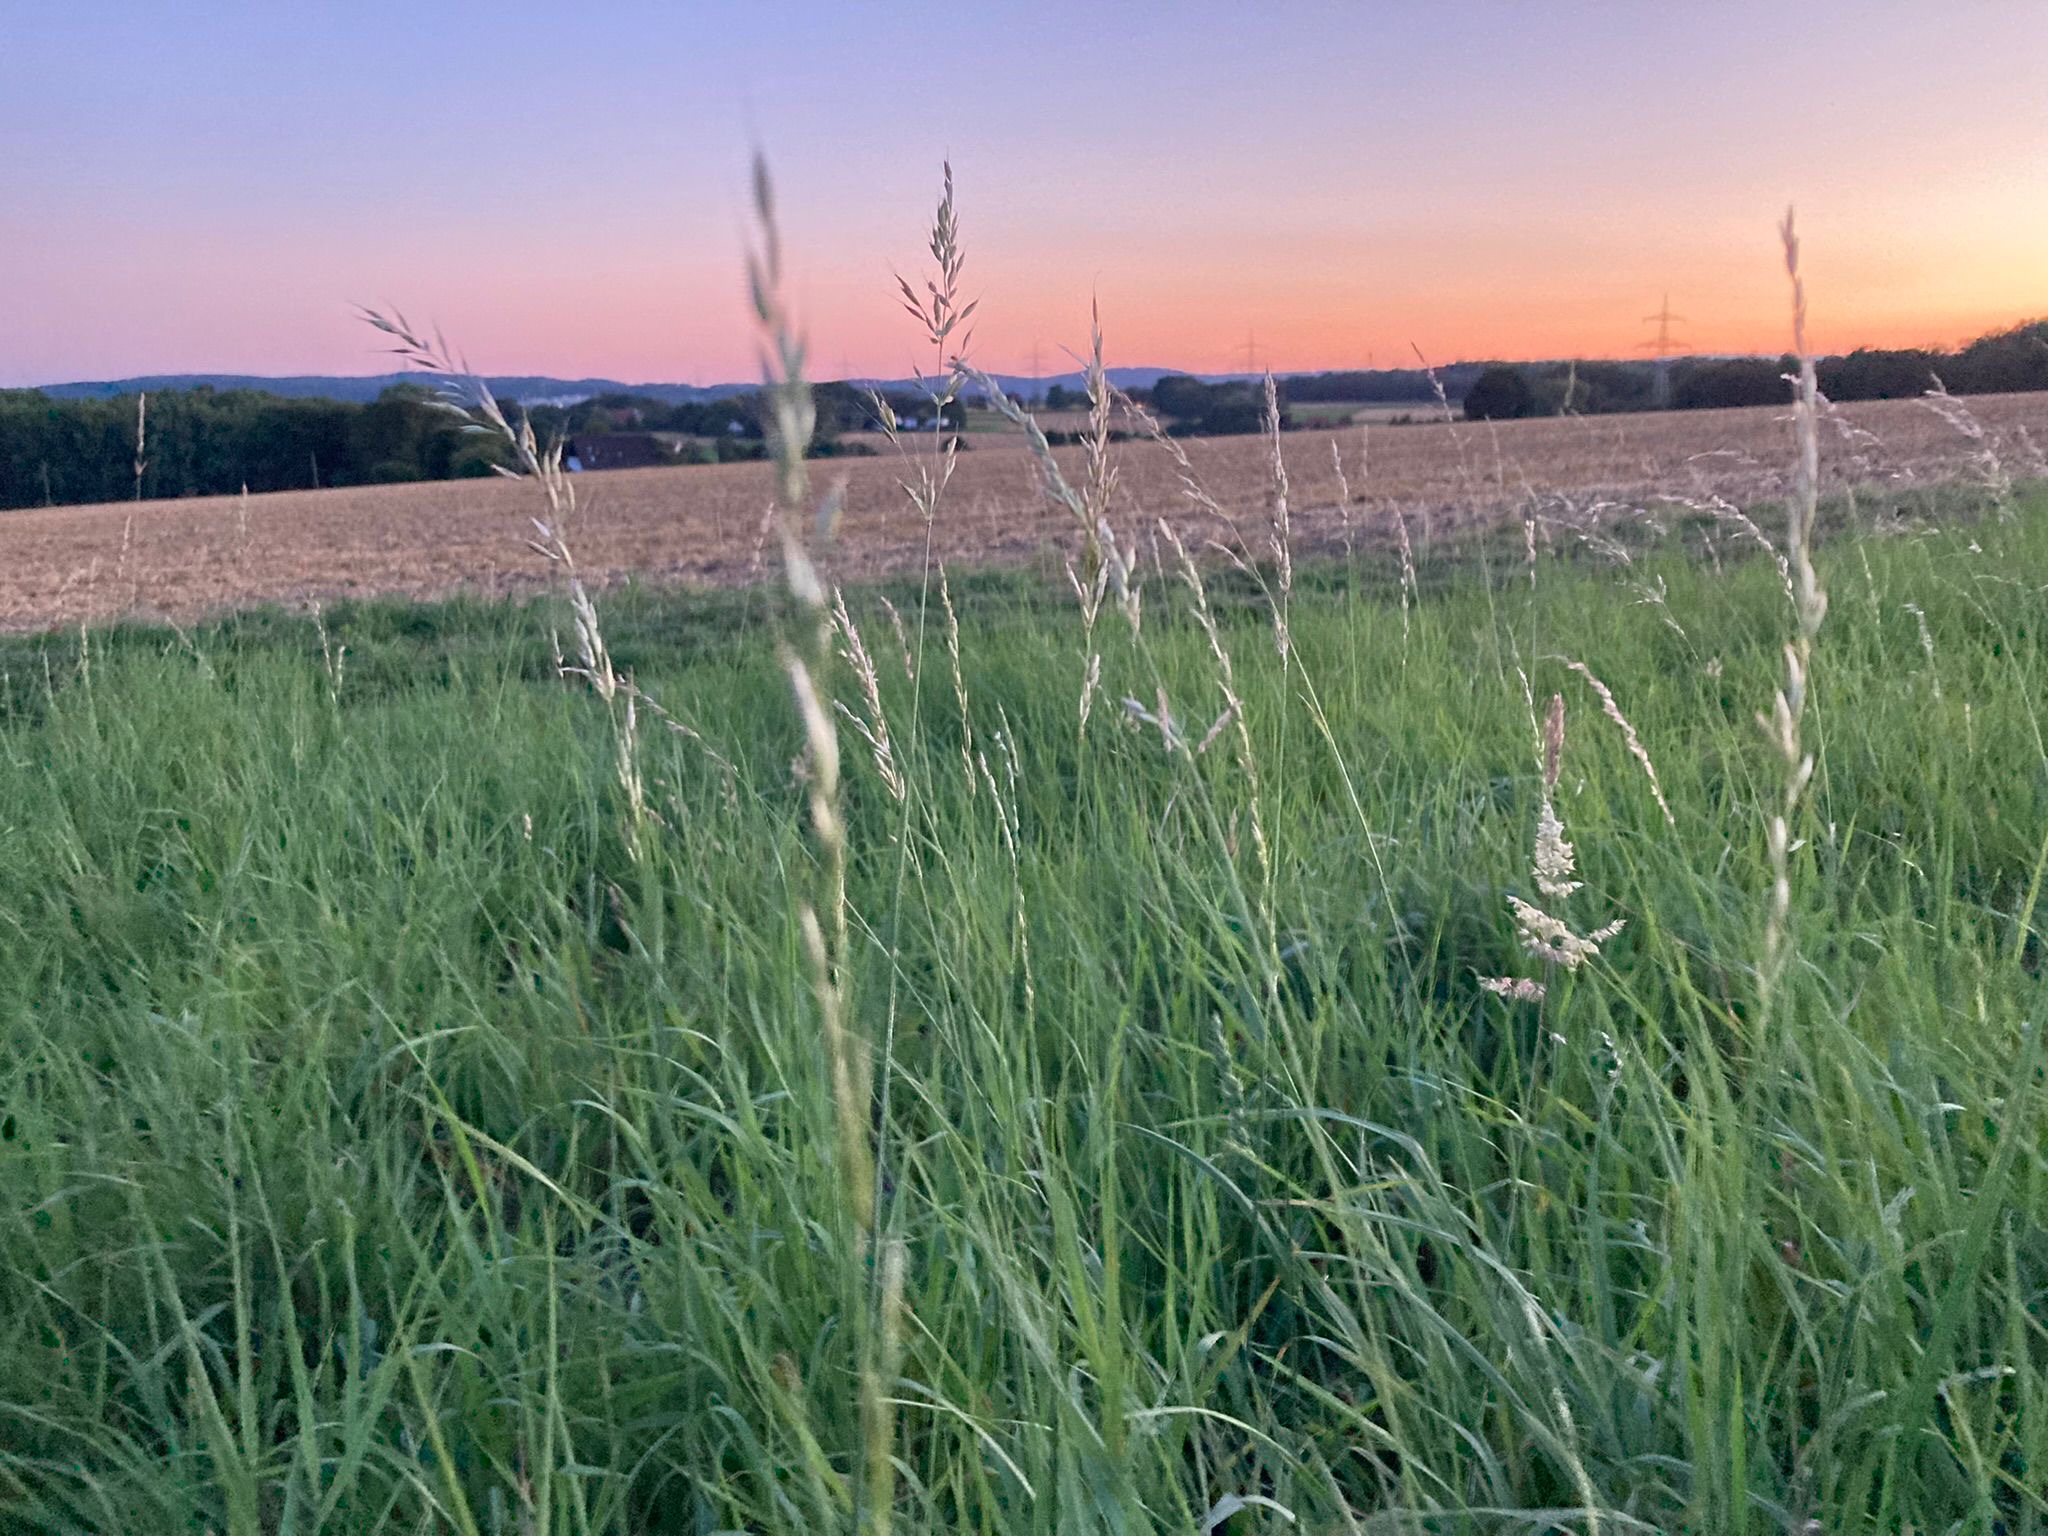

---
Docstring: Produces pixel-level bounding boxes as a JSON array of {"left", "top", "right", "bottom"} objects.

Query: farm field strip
[{"left": 2, "top": 392, "right": 2042, "bottom": 631}]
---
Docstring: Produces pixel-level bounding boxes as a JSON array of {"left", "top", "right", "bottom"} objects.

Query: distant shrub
[
  {"left": 1819, "top": 347, "right": 1941, "bottom": 401},
  {"left": 1671, "top": 357, "right": 1792, "bottom": 411},
  {"left": 1950, "top": 320, "right": 2048, "bottom": 394},
  {"left": 1463, "top": 366, "right": 1535, "bottom": 420},
  {"left": 1193, "top": 393, "right": 1265, "bottom": 435},
  {"left": 1149, "top": 374, "right": 1211, "bottom": 419}
]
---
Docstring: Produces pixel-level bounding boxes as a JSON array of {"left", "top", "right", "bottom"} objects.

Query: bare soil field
[{"left": 2, "top": 393, "right": 2042, "bottom": 631}]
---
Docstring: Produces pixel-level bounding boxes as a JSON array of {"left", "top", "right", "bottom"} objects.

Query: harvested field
[{"left": 2, "top": 391, "right": 2042, "bottom": 631}]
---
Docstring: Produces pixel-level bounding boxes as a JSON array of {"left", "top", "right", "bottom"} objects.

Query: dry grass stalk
[
  {"left": 1392, "top": 502, "right": 1418, "bottom": 656},
  {"left": 1904, "top": 602, "right": 1941, "bottom": 700},
  {"left": 876, "top": 161, "right": 972, "bottom": 548},
  {"left": 2016, "top": 422, "right": 2048, "bottom": 478},
  {"left": 1485, "top": 688, "right": 1626, "bottom": 1004},
  {"left": 1629, "top": 574, "right": 1690, "bottom": 644},
  {"left": 1109, "top": 385, "right": 1230, "bottom": 526},
  {"left": 312, "top": 601, "right": 346, "bottom": 707},
  {"left": 1757, "top": 208, "right": 1831, "bottom": 1019},
  {"left": 1411, "top": 341, "right": 1476, "bottom": 489},
  {"left": 115, "top": 513, "right": 137, "bottom": 614},
  {"left": 1414, "top": 344, "right": 1457, "bottom": 426},
  {"left": 1817, "top": 389, "right": 1889, "bottom": 485},
  {"left": 1121, "top": 687, "right": 1182, "bottom": 752},
  {"left": 975, "top": 717, "right": 1036, "bottom": 1019},
  {"left": 1328, "top": 426, "right": 1417, "bottom": 659},
  {"left": 1083, "top": 309, "right": 1128, "bottom": 623},
  {"left": 1556, "top": 658, "right": 1676, "bottom": 827},
  {"left": 832, "top": 589, "right": 907, "bottom": 804},
  {"left": 747, "top": 159, "right": 869, "bottom": 1217},
  {"left": 1542, "top": 690, "right": 1564, "bottom": 791},
  {"left": 1158, "top": 518, "right": 1276, "bottom": 958},
  {"left": 749, "top": 153, "right": 894, "bottom": 1536},
  {"left": 1662, "top": 483, "right": 1794, "bottom": 608},
  {"left": 1919, "top": 378, "right": 2012, "bottom": 517},
  {"left": 895, "top": 160, "right": 976, "bottom": 389},
  {"left": 955, "top": 315, "right": 1136, "bottom": 639},
  {"left": 132, "top": 393, "right": 147, "bottom": 503},
  {"left": 938, "top": 564, "right": 975, "bottom": 797},
  {"left": 1328, "top": 437, "right": 1356, "bottom": 560},
  {"left": 958, "top": 318, "right": 1139, "bottom": 746},
  {"left": 863, "top": 1235, "right": 909, "bottom": 1536},
  {"left": 1542, "top": 493, "right": 1638, "bottom": 568},
  {"left": 358, "top": 307, "right": 654, "bottom": 844},
  {"left": 1112, "top": 380, "right": 1305, "bottom": 665},
  {"left": 875, "top": 594, "right": 916, "bottom": 682},
  {"left": 1262, "top": 374, "right": 1293, "bottom": 660}
]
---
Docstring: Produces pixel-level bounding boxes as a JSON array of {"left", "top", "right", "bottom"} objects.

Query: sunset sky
[{"left": 5, "top": 1, "right": 2044, "bottom": 387}]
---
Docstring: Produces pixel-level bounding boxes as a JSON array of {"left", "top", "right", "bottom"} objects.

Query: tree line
[
  {"left": 0, "top": 380, "right": 966, "bottom": 510},
  {"left": 1462, "top": 319, "right": 2048, "bottom": 419},
  {"left": 0, "top": 385, "right": 508, "bottom": 511},
  {"left": 5, "top": 318, "right": 2039, "bottom": 507}
]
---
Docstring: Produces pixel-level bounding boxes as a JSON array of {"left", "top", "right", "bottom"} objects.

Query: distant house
[{"left": 563, "top": 433, "right": 677, "bottom": 472}]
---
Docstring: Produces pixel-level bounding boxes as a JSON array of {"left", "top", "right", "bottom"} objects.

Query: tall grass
[{"left": 1, "top": 481, "right": 2042, "bottom": 1530}]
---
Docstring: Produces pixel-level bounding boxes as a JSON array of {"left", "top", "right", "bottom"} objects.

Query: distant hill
[
  {"left": 24, "top": 365, "right": 1369, "bottom": 407},
  {"left": 852, "top": 367, "right": 1193, "bottom": 397},
  {"left": 27, "top": 324, "right": 2043, "bottom": 410},
  {"left": 28, "top": 373, "right": 756, "bottom": 406}
]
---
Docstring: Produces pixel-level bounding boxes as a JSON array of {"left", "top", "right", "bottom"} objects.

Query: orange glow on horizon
[{"left": 6, "top": 4, "right": 2043, "bottom": 388}]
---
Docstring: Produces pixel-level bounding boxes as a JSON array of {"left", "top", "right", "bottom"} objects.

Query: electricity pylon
[{"left": 1638, "top": 294, "right": 1690, "bottom": 409}]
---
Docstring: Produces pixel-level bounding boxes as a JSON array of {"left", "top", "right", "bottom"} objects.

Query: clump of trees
[
  {"left": 1284, "top": 366, "right": 1483, "bottom": 404},
  {"left": 524, "top": 391, "right": 758, "bottom": 444}
]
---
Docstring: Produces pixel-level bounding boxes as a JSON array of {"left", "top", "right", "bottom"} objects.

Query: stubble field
[{"left": 2, "top": 390, "right": 2042, "bottom": 631}]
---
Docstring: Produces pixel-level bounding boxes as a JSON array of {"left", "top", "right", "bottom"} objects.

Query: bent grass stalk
[
  {"left": 358, "top": 307, "right": 654, "bottom": 847},
  {"left": 1555, "top": 657, "right": 1675, "bottom": 827}
]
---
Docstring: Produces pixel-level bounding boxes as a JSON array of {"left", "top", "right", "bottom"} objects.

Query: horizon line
[{"left": 16, "top": 324, "right": 2043, "bottom": 397}]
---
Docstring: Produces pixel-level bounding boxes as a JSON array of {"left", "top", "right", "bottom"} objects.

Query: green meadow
[{"left": 2, "top": 487, "right": 2045, "bottom": 1533}]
